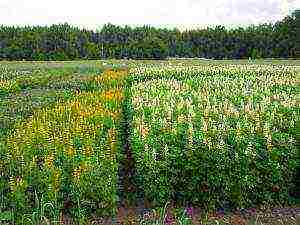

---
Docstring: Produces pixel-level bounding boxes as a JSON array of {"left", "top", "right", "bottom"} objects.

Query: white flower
[{"left": 203, "top": 120, "right": 208, "bottom": 132}]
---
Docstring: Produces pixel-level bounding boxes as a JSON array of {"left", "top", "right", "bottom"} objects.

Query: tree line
[{"left": 0, "top": 10, "right": 299, "bottom": 60}]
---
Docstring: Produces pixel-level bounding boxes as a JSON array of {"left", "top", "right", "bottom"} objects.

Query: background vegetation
[{"left": 0, "top": 10, "right": 299, "bottom": 61}]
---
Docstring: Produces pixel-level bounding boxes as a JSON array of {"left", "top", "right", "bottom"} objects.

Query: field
[{"left": 0, "top": 59, "right": 299, "bottom": 225}]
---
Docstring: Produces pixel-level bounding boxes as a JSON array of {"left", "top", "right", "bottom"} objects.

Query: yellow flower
[
  {"left": 177, "top": 114, "right": 185, "bottom": 123},
  {"left": 73, "top": 162, "right": 90, "bottom": 182},
  {"left": 266, "top": 134, "right": 272, "bottom": 151},
  {"left": 263, "top": 123, "right": 270, "bottom": 137},
  {"left": 203, "top": 137, "right": 209, "bottom": 145},
  {"left": 52, "top": 169, "right": 61, "bottom": 192},
  {"left": 9, "top": 176, "right": 24, "bottom": 191},
  {"left": 45, "top": 153, "right": 55, "bottom": 168},
  {"left": 9, "top": 177, "right": 15, "bottom": 191},
  {"left": 137, "top": 122, "right": 149, "bottom": 140},
  {"left": 83, "top": 145, "right": 93, "bottom": 157},
  {"left": 0, "top": 80, "right": 7, "bottom": 87},
  {"left": 187, "top": 126, "right": 194, "bottom": 149},
  {"left": 72, "top": 167, "right": 81, "bottom": 182},
  {"left": 65, "top": 146, "right": 76, "bottom": 157},
  {"left": 204, "top": 108, "right": 209, "bottom": 120},
  {"left": 95, "top": 69, "right": 127, "bottom": 86}
]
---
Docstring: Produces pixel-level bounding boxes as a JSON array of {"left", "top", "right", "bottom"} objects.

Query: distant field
[
  {"left": 0, "top": 60, "right": 299, "bottom": 225},
  {"left": 1, "top": 58, "right": 300, "bottom": 66}
]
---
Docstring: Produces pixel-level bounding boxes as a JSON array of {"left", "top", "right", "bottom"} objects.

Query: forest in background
[{"left": 0, "top": 10, "right": 299, "bottom": 60}]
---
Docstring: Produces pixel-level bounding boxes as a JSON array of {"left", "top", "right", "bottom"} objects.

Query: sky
[{"left": 0, "top": 0, "right": 299, "bottom": 30}]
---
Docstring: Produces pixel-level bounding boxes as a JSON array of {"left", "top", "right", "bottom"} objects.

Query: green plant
[
  {"left": 21, "top": 191, "right": 60, "bottom": 225},
  {"left": 1, "top": 69, "right": 128, "bottom": 223},
  {"left": 129, "top": 65, "right": 298, "bottom": 210}
]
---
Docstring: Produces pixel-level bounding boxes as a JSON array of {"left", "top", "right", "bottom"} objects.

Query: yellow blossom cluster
[
  {"left": 8, "top": 176, "right": 25, "bottom": 192},
  {"left": 100, "top": 89, "right": 124, "bottom": 102},
  {"left": 5, "top": 69, "right": 128, "bottom": 213},
  {"left": 0, "top": 79, "right": 18, "bottom": 94},
  {"left": 72, "top": 161, "right": 90, "bottom": 183},
  {"left": 0, "top": 79, "right": 8, "bottom": 87},
  {"left": 94, "top": 69, "right": 127, "bottom": 87}
]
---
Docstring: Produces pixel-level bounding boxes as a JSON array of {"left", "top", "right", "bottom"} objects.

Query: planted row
[
  {"left": 129, "top": 65, "right": 298, "bottom": 209},
  {"left": 0, "top": 69, "right": 128, "bottom": 223}
]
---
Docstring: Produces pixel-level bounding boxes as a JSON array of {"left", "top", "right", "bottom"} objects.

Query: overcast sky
[{"left": 0, "top": 0, "right": 299, "bottom": 30}]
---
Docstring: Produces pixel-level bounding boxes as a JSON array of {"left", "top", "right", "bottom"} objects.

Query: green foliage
[
  {"left": 0, "top": 67, "right": 128, "bottom": 223},
  {"left": 0, "top": 61, "right": 298, "bottom": 224},
  {"left": 0, "top": 80, "right": 20, "bottom": 96},
  {"left": 251, "top": 49, "right": 262, "bottom": 59},
  {"left": 129, "top": 65, "right": 298, "bottom": 210},
  {"left": 0, "top": 11, "right": 298, "bottom": 61},
  {"left": 2, "top": 91, "right": 120, "bottom": 223}
]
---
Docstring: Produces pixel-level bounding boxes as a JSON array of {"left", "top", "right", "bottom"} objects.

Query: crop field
[{"left": 0, "top": 60, "right": 299, "bottom": 225}]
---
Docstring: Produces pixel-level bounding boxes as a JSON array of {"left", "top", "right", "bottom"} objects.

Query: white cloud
[{"left": 0, "top": 0, "right": 298, "bottom": 30}]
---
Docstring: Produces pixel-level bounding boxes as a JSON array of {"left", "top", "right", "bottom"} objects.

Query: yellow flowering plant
[{"left": 2, "top": 68, "right": 128, "bottom": 222}]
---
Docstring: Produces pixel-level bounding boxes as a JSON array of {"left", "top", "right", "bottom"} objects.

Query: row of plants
[
  {"left": 0, "top": 62, "right": 298, "bottom": 224},
  {"left": 0, "top": 68, "right": 104, "bottom": 97},
  {"left": 0, "top": 69, "right": 129, "bottom": 224},
  {"left": 128, "top": 65, "right": 298, "bottom": 210},
  {"left": 129, "top": 64, "right": 297, "bottom": 83},
  {"left": 0, "top": 63, "right": 108, "bottom": 141}
]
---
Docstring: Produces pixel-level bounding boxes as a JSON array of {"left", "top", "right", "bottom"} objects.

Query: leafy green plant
[
  {"left": 129, "top": 65, "right": 298, "bottom": 210},
  {"left": 21, "top": 191, "right": 60, "bottom": 225},
  {"left": 1, "top": 69, "right": 128, "bottom": 223}
]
